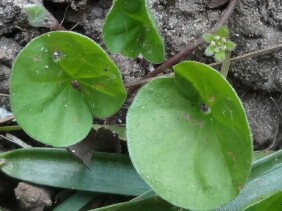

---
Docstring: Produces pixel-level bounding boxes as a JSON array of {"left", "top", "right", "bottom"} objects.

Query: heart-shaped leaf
[
  {"left": 127, "top": 61, "right": 252, "bottom": 210},
  {"left": 10, "top": 31, "right": 126, "bottom": 147},
  {"left": 102, "top": 0, "right": 165, "bottom": 64}
]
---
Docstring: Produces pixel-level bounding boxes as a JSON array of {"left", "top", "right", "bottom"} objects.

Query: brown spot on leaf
[{"left": 227, "top": 151, "right": 236, "bottom": 162}]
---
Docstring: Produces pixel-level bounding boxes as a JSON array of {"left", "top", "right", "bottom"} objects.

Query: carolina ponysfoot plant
[
  {"left": 7, "top": 1, "right": 282, "bottom": 211},
  {"left": 16, "top": 0, "right": 164, "bottom": 147},
  {"left": 126, "top": 61, "right": 252, "bottom": 210},
  {"left": 24, "top": 1, "right": 165, "bottom": 64},
  {"left": 10, "top": 31, "right": 126, "bottom": 147},
  {"left": 102, "top": 0, "right": 165, "bottom": 64}
]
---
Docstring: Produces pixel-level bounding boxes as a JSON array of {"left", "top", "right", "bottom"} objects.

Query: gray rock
[
  {"left": 14, "top": 182, "right": 52, "bottom": 210},
  {"left": 258, "top": 0, "right": 282, "bottom": 30},
  {"left": 0, "top": 0, "right": 33, "bottom": 37},
  {"left": 149, "top": 0, "right": 221, "bottom": 55},
  {"left": 231, "top": 52, "right": 282, "bottom": 92},
  {"left": 0, "top": 65, "right": 10, "bottom": 93},
  {"left": 0, "top": 37, "right": 21, "bottom": 66},
  {"left": 0, "top": 65, "right": 11, "bottom": 109},
  {"left": 229, "top": 0, "right": 282, "bottom": 92},
  {"left": 14, "top": 28, "right": 42, "bottom": 46},
  {"left": 110, "top": 54, "right": 145, "bottom": 85}
]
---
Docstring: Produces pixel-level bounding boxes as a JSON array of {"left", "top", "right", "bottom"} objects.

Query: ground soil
[{"left": 0, "top": 0, "right": 281, "bottom": 210}]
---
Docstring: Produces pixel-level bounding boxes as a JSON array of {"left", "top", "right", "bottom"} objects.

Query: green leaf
[
  {"left": 24, "top": 4, "right": 48, "bottom": 27},
  {"left": 253, "top": 150, "right": 275, "bottom": 162},
  {"left": 0, "top": 125, "right": 22, "bottom": 132},
  {"left": 0, "top": 148, "right": 150, "bottom": 196},
  {"left": 53, "top": 192, "right": 96, "bottom": 211},
  {"left": 10, "top": 31, "right": 126, "bottom": 147},
  {"left": 131, "top": 190, "right": 156, "bottom": 202},
  {"left": 102, "top": 0, "right": 165, "bottom": 64},
  {"left": 226, "top": 40, "right": 236, "bottom": 51},
  {"left": 205, "top": 45, "right": 215, "bottom": 56},
  {"left": 217, "top": 150, "right": 282, "bottom": 210},
  {"left": 126, "top": 61, "right": 252, "bottom": 210},
  {"left": 92, "top": 196, "right": 181, "bottom": 211},
  {"left": 215, "top": 51, "right": 226, "bottom": 62},
  {"left": 202, "top": 33, "right": 214, "bottom": 42},
  {"left": 92, "top": 124, "right": 126, "bottom": 141},
  {"left": 245, "top": 192, "right": 282, "bottom": 211},
  {"left": 216, "top": 26, "right": 229, "bottom": 38}
]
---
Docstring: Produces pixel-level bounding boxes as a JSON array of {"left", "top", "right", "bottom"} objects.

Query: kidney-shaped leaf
[
  {"left": 10, "top": 31, "right": 126, "bottom": 147},
  {"left": 127, "top": 61, "right": 252, "bottom": 210},
  {"left": 102, "top": 0, "right": 165, "bottom": 64}
]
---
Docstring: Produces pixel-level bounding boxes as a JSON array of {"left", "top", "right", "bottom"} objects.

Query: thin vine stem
[{"left": 0, "top": 93, "right": 10, "bottom": 97}]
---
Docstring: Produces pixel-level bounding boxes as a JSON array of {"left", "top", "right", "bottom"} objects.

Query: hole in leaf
[
  {"left": 200, "top": 103, "right": 210, "bottom": 113},
  {"left": 71, "top": 80, "right": 80, "bottom": 90}
]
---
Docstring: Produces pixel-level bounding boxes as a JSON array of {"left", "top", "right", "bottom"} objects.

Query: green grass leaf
[
  {"left": 10, "top": 31, "right": 126, "bottom": 147},
  {"left": 244, "top": 192, "right": 282, "bottom": 211},
  {"left": 218, "top": 150, "right": 282, "bottom": 210},
  {"left": 126, "top": 61, "right": 252, "bottom": 210},
  {"left": 92, "top": 196, "right": 180, "bottom": 211},
  {"left": 253, "top": 150, "right": 275, "bottom": 161},
  {"left": 53, "top": 192, "right": 96, "bottom": 211},
  {"left": 102, "top": 0, "right": 165, "bottom": 64},
  {"left": 0, "top": 148, "right": 149, "bottom": 196}
]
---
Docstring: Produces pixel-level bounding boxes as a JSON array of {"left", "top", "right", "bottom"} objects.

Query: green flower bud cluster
[{"left": 203, "top": 26, "right": 236, "bottom": 62}]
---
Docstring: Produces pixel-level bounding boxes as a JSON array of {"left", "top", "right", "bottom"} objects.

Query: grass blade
[
  {"left": 92, "top": 196, "right": 182, "bottom": 211},
  {"left": 53, "top": 191, "right": 96, "bottom": 211},
  {"left": 0, "top": 148, "right": 149, "bottom": 196},
  {"left": 217, "top": 150, "right": 282, "bottom": 210}
]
